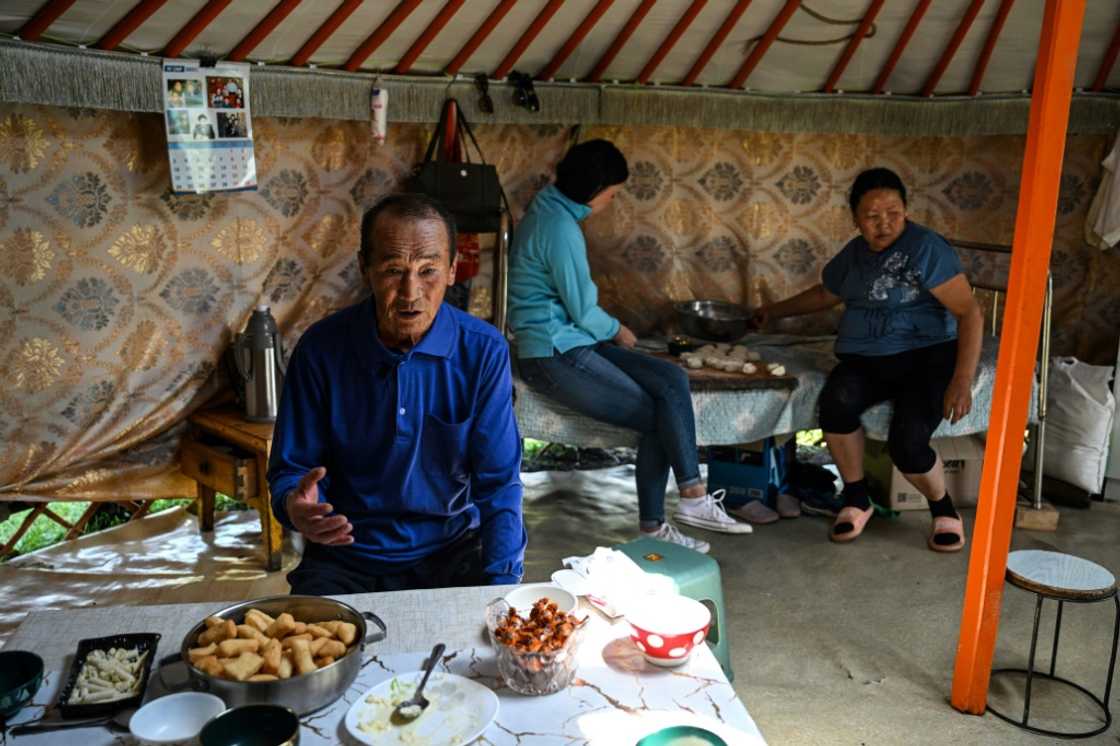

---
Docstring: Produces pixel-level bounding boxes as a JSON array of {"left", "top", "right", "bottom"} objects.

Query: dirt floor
[{"left": 2, "top": 467, "right": 1118, "bottom": 744}]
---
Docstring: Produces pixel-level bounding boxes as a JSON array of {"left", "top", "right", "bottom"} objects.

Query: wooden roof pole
[
  {"left": 289, "top": 0, "right": 361, "bottom": 66},
  {"left": 588, "top": 0, "right": 657, "bottom": 83},
  {"left": 537, "top": 0, "right": 616, "bottom": 81},
  {"left": 872, "top": 0, "right": 931, "bottom": 94},
  {"left": 680, "top": 0, "right": 753, "bottom": 86},
  {"left": 493, "top": 0, "right": 566, "bottom": 81},
  {"left": 228, "top": 0, "right": 303, "bottom": 62},
  {"left": 728, "top": 0, "right": 800, "bottom": 89},
  {"left": 920, "top": 0, "right": 985, "bottom": 97},
  {"left": 967, "top": 0, "right": 1017, "bottom": 96},
  {"left": 345, "top": 0, "right": 425, "bottom": 72},
  {"left": 96, "top": 0, "right": 169, "bottom": 50},
  {"left": 18, "top": 0, "right": 79, "bottom": 41},
  {"left": 951, "top": 0, "right": 1086, "bottom": 716},
  {"left": 636, "top": 0, "right": 707, "bottom": 85},
  {"left": 444, "top": 0, "right": 518, "bottom": 76},
  {"left": 822, "top": 0, "right": 884, "bottom": 93},
  {"left": 394, "top": 0, "right": 466, "bottom": 74},
  {"left": 1091, "top": 20, "right": 1120, "bottom": 91},
  {"left": 162, "top": 0, "right": 233, "bottom": 58}
]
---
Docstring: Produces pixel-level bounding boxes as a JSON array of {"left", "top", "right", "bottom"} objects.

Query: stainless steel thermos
[{"left": 232, "top": 305, "right": 284, "bottom": 422}]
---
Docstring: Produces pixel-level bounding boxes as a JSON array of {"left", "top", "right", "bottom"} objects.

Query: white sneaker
[
  {"left": 644, "top": 522, "right": 711, "bottom": 554},
  {"left": 674, "top": 490, "right": 754, "bottom": 534}
]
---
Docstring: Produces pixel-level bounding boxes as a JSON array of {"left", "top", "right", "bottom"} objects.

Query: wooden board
[{"left": 652, "top": 352, "right": 798, "bottom": 392}]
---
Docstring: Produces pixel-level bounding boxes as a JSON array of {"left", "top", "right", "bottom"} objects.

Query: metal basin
[
  {"left": 161, "top": 595, "right": 386, "bottom": 716},
  {"left": 674, "top": 300, "right": 752, "bottom": 342}
]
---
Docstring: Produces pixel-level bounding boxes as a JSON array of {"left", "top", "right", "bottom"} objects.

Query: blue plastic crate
[{"left": 706, "top": 437, "right": 793, "bottom": 509}]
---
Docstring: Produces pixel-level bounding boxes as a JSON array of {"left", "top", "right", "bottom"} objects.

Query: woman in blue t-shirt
[
  {"left": 509, "top": 140, "right": 751, "bottom": 554},
  {"left": 754, "top": 168, "right": 983, "bottom": 551}
]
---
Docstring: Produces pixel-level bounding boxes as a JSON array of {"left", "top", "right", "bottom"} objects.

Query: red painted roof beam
[
  {"left": 228, "top": 0, "right": 303, "bottom": 62},
  {"left": 872, "top": 0, "right": 931, "bottom": 94},
  {"left": 96, "top": 0, "right": 170, "bottom": 50},
  {"left": 587, "top": 0, "right": 657, "bottom": 83},
  {"left": 538, "top": 0, "right": 616, "bottom": 81},
  {"left": 729, "top": 0, "right": 800, "bottom": 89},
  {"left": 680, "top": 0, "right": 753, "bottom": 87},
  {"left": 920, "top": 0, "right": 985, "bottom": 97},
  {"left": 290, "top": 0, "right": 361, "bottom": 66},
  {"left": 162, "top": 0, "right": 233, "bottom": 58},
  {"left": 1091, "top": 19, "right": 1120, "bottom": 91},
  {"left": 823, "top": 0, "right": 885, "bottom": 93},
  {"left": 18, "top": 0, "right": 79, "bottom": 41},
  {"left": 395, "top": 0, "right": 466, "bottom": 74},
  {"left": 637, "top": 0, "right": 707, "bottom": 84},
  {"left": 345, "top": 0, "right": 425, "bottom": 72},
  {"left": 444, "top": 0, "right": 518, "bottom": 77},
  {"left": 967, "top": 0, "right": 1017, "bottom": 95},
  {"left": 493, "top": 0, "right": 565, "bottom": 81}
]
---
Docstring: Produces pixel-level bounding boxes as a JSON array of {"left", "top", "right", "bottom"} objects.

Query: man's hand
[
  {"left": 613, "top": 324, "right": 637, "bottom": 349},
  {"left": 943, "top": 376, "right": 973, "bottom": 424},
  {"left": 285, "top": 467, "right": 354, "bottom": 546}
]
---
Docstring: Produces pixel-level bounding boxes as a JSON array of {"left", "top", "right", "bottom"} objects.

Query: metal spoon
[{"left": 391, "top": 643, "right": 445, "bottom": 724}]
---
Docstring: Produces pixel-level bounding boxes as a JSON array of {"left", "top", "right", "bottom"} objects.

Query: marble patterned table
[{"left": 3, "top": 585, "right": 765, "bottom": 745}]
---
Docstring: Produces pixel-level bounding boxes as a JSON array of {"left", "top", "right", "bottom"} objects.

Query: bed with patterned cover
[{"left": 513, "top": 333, "right": 1034, "bottom": 448}]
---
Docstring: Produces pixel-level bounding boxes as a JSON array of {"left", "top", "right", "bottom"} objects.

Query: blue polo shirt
[{"left": 267, "top": 299, "right": 525, "bottom": 584}]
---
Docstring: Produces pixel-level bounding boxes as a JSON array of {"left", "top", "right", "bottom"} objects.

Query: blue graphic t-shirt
[{"left": 822, "top": 221, "right": 964, "bottom": 356}]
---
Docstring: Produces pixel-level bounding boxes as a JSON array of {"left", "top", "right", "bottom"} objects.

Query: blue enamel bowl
[{"left": 0, "top": 650, "right": 44, "bottom": 719}]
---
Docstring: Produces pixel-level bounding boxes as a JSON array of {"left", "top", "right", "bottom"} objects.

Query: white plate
[{"left": 345, "top": 671, "right": 499, "bottom": 746}]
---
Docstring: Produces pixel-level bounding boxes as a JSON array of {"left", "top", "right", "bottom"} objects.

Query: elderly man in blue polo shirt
[{"left": 268, "top": 193, "right": 526, "bottom": 594}]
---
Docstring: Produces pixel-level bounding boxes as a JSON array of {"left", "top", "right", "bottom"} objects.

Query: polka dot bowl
[{"left": 626, "top": 595, "right": 711, "bottom": 667}]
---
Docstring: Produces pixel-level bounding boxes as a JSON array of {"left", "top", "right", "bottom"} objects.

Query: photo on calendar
[
  {"left": 206, "top": 76, "right": 245, "bottom": 109},
  {"left": 217, "top": 111, "right": 248, "bottom": 139},
  {"left": 166, "top": 110, "right": 191, "bottom": 136},
  {"left": 165, "top": 78, "right": 204, "bottom": 108}
]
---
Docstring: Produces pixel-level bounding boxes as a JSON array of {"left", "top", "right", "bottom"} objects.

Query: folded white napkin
[{"left": 560, "top": 547, "right": 676, "bottom": 617}]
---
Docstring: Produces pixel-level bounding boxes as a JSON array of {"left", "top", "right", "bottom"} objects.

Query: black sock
[
  {"left": 929, "top": 492, "right": 961, "bottom": 546},
  {"left": 840, "top": 479, "right": 871, "bottom": 510},
  {"left": 928, "top": 492, "right": 959, "bottom": 519},
  {"left": 833, "top": 479, "right": 870, "bottom": 535}
]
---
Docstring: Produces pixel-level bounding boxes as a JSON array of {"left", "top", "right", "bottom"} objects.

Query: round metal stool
[{"left": 988, "top": 550, "right": 1119, "bottom": 739}]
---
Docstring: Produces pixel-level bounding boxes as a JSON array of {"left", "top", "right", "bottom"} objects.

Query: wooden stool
[{"left": 988, "top": 549, "right": 1119, "bottom": 738}]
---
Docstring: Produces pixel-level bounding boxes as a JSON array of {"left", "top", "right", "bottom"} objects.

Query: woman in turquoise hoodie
[{"left": 509, "top": 140, "right": 749, "bottom": 553}]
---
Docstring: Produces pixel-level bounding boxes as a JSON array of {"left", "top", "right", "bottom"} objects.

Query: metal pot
[
  {"left": 674, "top": 300, "right": 752, "bottom": 343},
  {"left": 159, "top": 595, "right": 386, "bottom": 716}
]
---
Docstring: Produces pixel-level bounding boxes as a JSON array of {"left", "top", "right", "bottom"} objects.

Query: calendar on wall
[{"left": 162, "top": 59, "right": 257, "bottom": 194}]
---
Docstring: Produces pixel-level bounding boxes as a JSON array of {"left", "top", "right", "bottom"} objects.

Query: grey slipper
[
  {"left": 776, "top": 493, "right": 801, "bottom": 519},
  {"left": 728, "top": 500, "right": 780, "bottom": 525}
]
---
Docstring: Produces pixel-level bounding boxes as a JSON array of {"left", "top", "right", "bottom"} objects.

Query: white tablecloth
[{"left": 3, "top": 586, "right": 765, "bottom": 745}]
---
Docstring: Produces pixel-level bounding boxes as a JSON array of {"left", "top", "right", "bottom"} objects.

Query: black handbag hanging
[{"left": 406, "top": 99, "right": 505, "bottom": 233}]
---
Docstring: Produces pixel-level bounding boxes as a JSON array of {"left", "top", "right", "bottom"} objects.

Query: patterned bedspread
[{"left": 514, "top": 334, "right": 1035, "bottom": 447}]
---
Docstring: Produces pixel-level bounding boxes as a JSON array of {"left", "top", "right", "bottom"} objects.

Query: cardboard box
[
  {"left": 864, "top": 436, "right": 985, "bottom": 511},
  {"left": 707, "top": 435, "right": 794, "bottom": 508}
]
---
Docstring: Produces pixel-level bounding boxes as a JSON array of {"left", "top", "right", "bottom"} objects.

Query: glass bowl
[{"left": 485, "top": 598, "right": 586, "bottom": 696}]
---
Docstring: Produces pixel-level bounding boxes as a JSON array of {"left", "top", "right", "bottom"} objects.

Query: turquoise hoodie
[{"left": 508, "top": 185, "right": 620, "bottom": 359}]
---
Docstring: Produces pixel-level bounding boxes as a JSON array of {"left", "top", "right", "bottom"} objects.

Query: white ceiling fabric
[{"left": 1, "top": 0, "right": 1118, "bottom": 93}]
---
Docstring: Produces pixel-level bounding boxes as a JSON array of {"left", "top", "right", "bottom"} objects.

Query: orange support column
[{"left": 950, "top": 0, "right": 1086, "bottom": 715}]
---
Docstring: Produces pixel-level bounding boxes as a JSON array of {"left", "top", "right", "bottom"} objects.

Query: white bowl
[
  {"left": 503, "top": 583, "right": 577, "bottom": 614},
  {"left": 130, "top": 691, "right": 225, "bottom": 745}
]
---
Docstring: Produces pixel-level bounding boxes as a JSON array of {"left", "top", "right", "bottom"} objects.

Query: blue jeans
[{"left": 518, "top": 343, "right": 703, "bottom": 523}]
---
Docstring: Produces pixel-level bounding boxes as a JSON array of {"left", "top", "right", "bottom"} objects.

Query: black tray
[{"left": 57, "top": 633, "right": 160, "bottom": 718}]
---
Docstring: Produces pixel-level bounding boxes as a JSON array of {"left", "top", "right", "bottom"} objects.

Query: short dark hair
[
  {"left": 555, "top": 139, "right": 629, "bottom": 204},
  {"left": 849, "top": 167, "right": 907, "bottom": 214},
  {"left": 359, "top": 193, "right": 457, "bottom": 267}
]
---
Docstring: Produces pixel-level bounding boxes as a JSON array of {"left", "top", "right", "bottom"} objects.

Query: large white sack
[{"left": 1042, "top": 357, "right": 1116, "bottom": 493}]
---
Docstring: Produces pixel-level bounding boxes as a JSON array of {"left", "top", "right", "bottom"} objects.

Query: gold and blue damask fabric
[{"left": 0, "top": 104, "right": 1114, "bottom": 502}]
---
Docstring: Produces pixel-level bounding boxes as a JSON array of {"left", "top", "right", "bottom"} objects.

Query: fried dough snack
[
  {"left": 188, "top": 609, "right": 358, "bottom": 682},
  {"left": 492, "top": 598, "right": 582, "bottom": 654}
]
